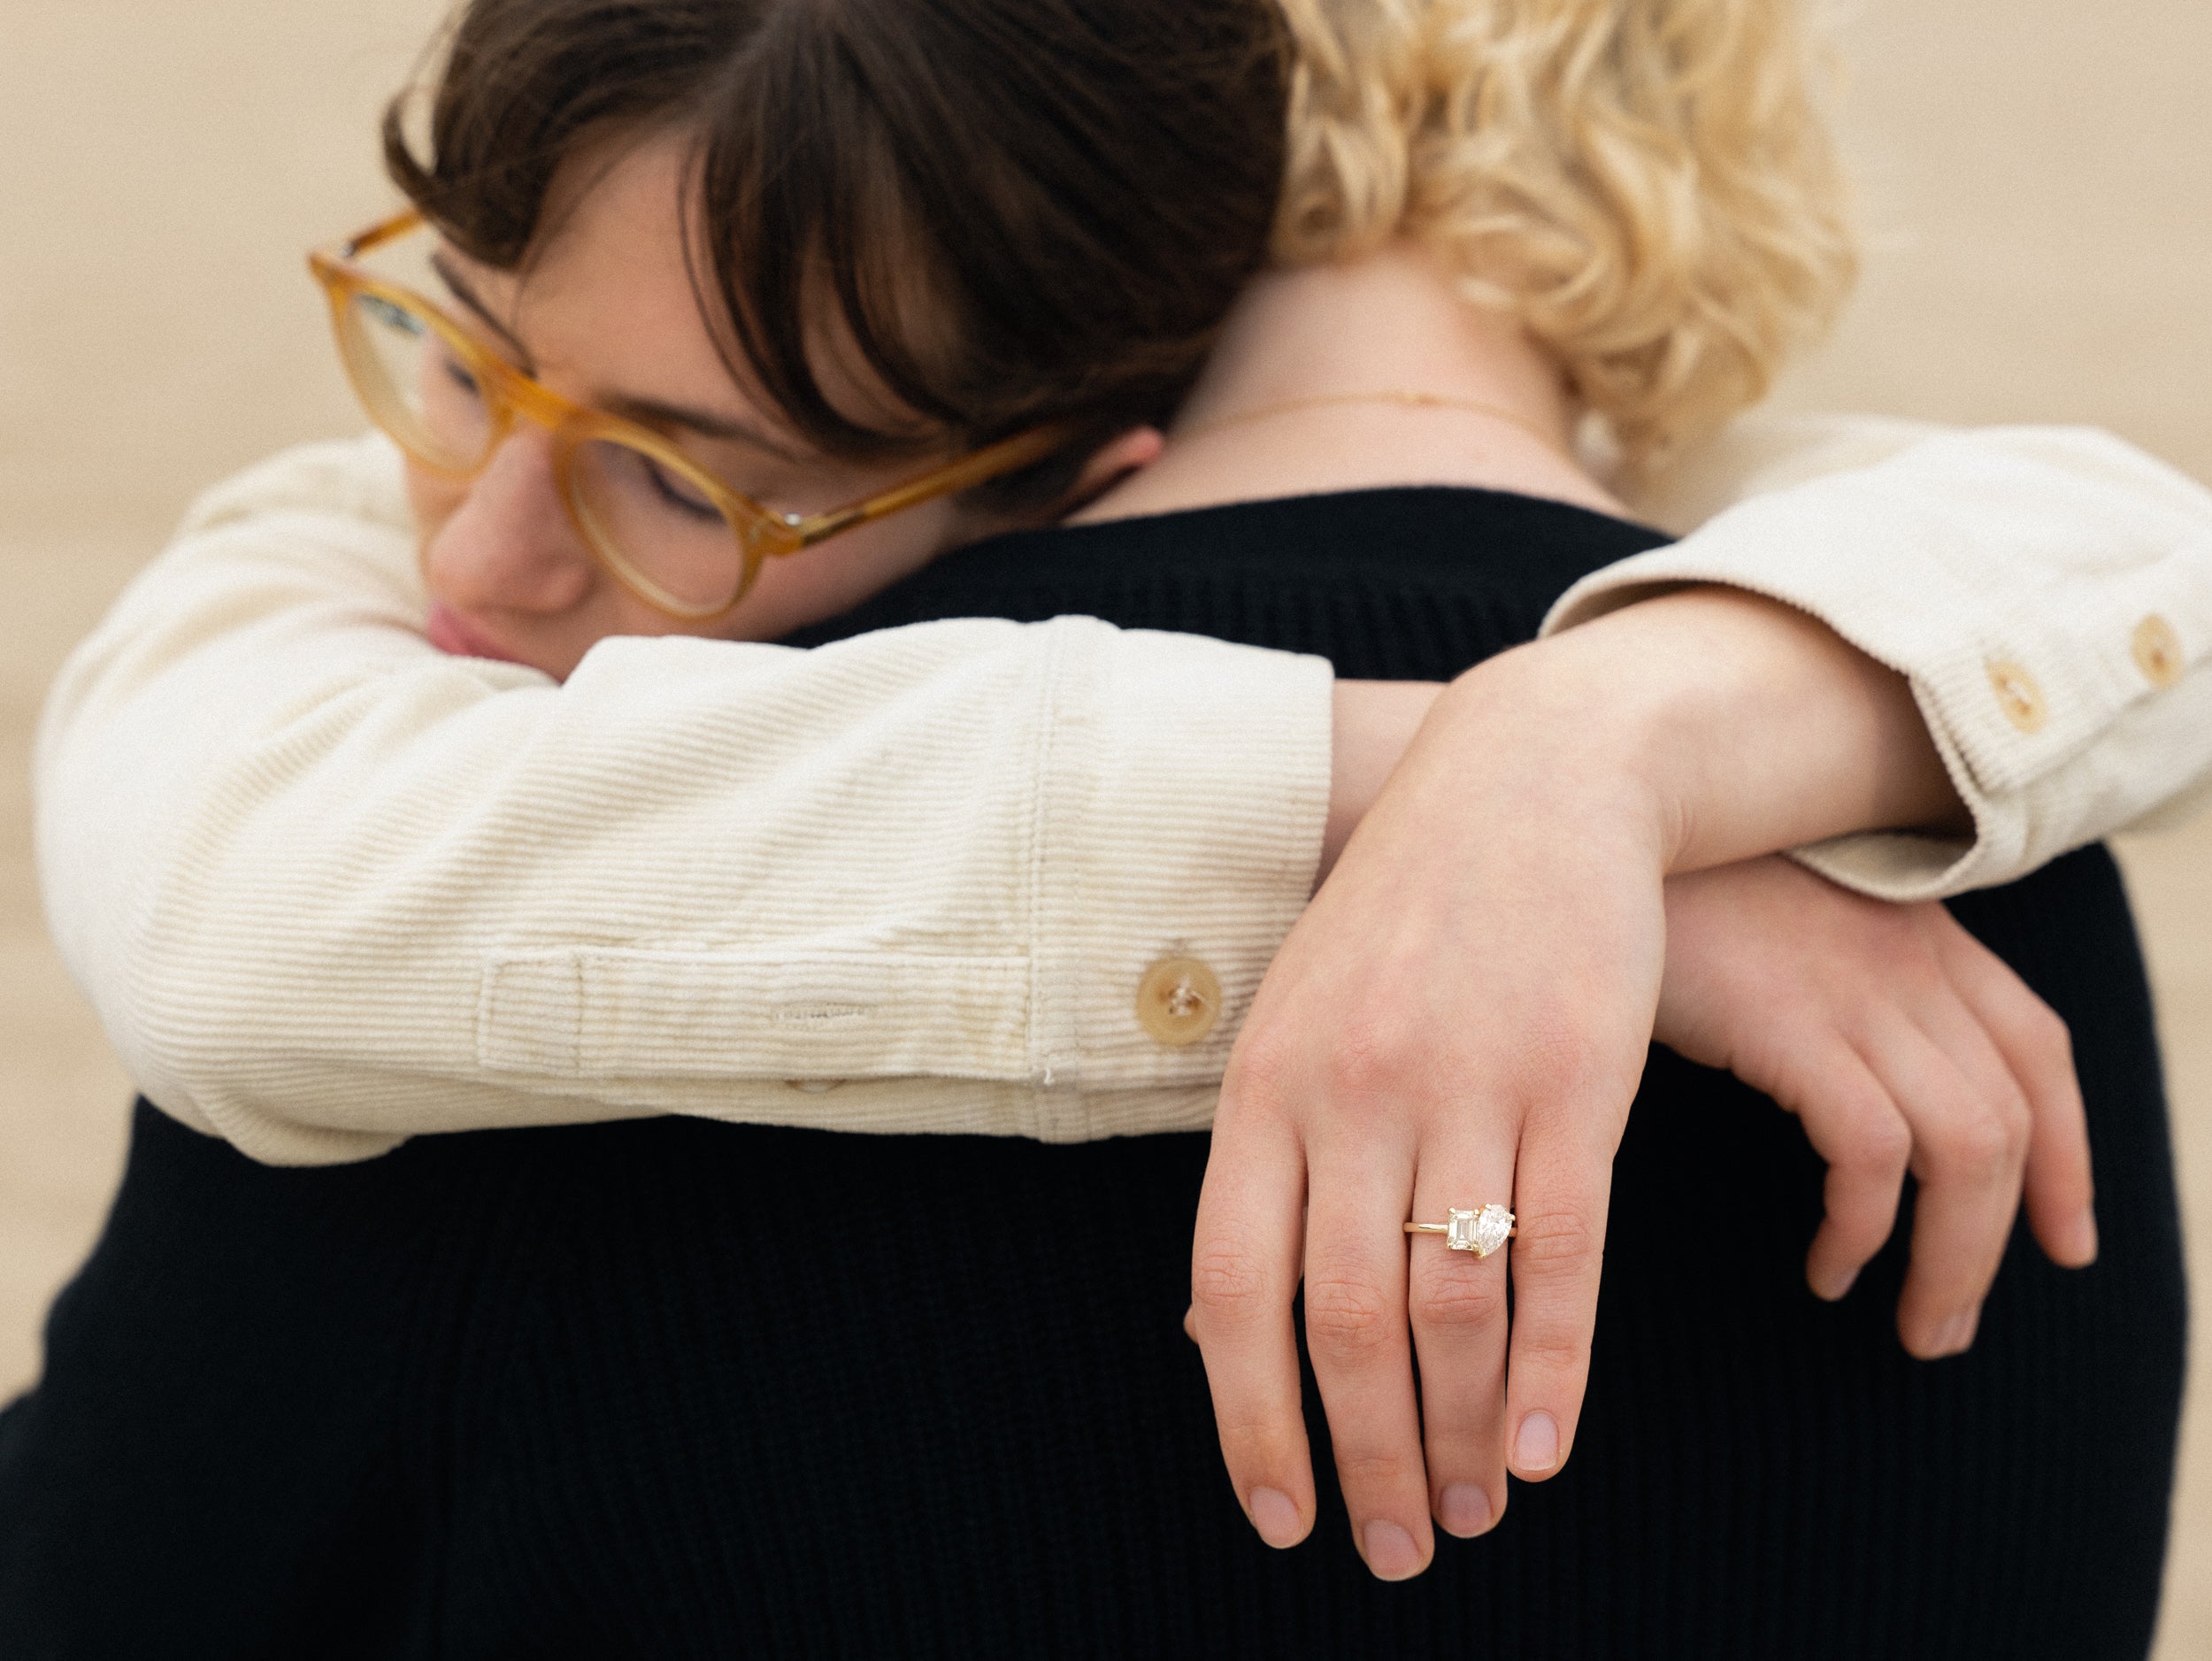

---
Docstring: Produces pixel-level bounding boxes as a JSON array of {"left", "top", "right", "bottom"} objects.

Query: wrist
[
  {"left": 1468, "top": 588, "right": 1962, "bottom": 874},
  {"left": 1434, "top": 644, "right": 1681, "bottom": 873},
  {"left": 1325, "top": 680, "right": 1444, "bottom": 881}
]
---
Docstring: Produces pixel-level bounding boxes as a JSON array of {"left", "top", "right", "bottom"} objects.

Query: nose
[{"left": 420, "top": 427, "right": 596, "bottom": 616}]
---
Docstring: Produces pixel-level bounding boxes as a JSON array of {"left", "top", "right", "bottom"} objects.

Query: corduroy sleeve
[
  {"left": 35, "top": 438, "right": 1331, "bottom": 1164},
  {"left": 1550, "top": 419, "right": 2212, "bottom": 899},
  {"left": 42, "top": 420, "right": 2212, "bottom": 1165}
]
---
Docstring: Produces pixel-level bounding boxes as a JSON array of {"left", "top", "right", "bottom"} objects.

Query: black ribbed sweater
[{"left": 0, "top": 488, "right": 2187, "bottom": 1658}]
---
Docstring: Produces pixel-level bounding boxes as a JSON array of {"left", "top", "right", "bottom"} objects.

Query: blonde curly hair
[{"left": 1272, "top": 0, "right": 1857, "bottom": 467}]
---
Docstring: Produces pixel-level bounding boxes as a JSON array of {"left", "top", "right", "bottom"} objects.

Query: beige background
[{"left": 2, "top": 0, "right": 2208, "bottom": 1649}]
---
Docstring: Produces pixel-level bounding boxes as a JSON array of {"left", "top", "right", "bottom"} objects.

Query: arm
[
  {"left": 41, "top": 424, "right": 2212, "bottom": 1162},
  {"left": 1189, "top": 586, "right": 2093, "bottom": 1574},
  {"left": 1566, "top": 418, "right": 2212, "bottom": 894},
  {"left": 35, "top": 438, "right": 1333, "bottom": 1165}
]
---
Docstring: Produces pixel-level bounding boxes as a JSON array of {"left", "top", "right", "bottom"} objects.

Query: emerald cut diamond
[{"left": 1444, "top": 1204, "right": 1514, "bottom": 1257}]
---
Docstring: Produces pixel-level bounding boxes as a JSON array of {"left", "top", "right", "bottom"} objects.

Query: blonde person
[{"left": 7, "top": 0, "right": 2203, "bottom": 1652}]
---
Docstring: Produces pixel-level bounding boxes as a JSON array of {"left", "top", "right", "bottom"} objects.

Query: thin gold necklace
[{"left": 1172, "top": 388, "right": 1576, "bottom": 465}]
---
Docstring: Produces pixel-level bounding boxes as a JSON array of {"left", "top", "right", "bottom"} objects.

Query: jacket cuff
[
  {"left": 1545, "top": 427, "right": 2212, "bottom": 896},
  {"left": 1029, "top": 619, "right": 1333, "bottom": 1136}
]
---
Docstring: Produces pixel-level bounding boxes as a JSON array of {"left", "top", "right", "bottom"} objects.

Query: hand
[
  {"left": 1655, "top": 856, "right": 2095, "bottom": 1357},
  {"left": 1189, "top": 591, "right": 1975, "bottom": 1580},
  {"left": 1191, "top": 665, "right": 1670, "bottom": 1580}
]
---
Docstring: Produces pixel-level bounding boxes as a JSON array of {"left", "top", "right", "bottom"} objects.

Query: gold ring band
[{"left": 1405, "top": 1203, "right": 1516, "bottom": 1258}]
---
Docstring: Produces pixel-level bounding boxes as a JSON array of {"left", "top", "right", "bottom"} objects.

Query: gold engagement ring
[{"left": 1405, "top": 1204, "right": 1516, "bottom": 1258}]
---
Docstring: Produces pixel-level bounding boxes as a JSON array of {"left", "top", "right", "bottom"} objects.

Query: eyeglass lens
[
  {"left": 342, "top": 289, "right": 751, "bottom": 614},
  {"left": 346, "top": 292, "right": 495, "bottom": 473}
]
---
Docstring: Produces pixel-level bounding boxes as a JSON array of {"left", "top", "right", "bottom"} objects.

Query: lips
[{"left": 425, "top": 602, "right": 523, "bottom": 665}]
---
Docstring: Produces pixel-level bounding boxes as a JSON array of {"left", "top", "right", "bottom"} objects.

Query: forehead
[
  {"left": 464, "top": 139, "right": 730, "bottom": 385},
  {"left": 454, "top": 131, "right": 932, "bottom": 449}
]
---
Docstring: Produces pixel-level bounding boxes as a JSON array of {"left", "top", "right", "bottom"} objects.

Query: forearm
[
  {"left": 53, "top": 419, "right": 2212, "bottom": 1160},
  {"left": 1325, "top": 681, "right": 1440, "bottom": 879},
  {"left": 1490, "top": 587, "right": 1962, "bottom": 875},
  {"left": 1564, "top": 420, "right": 2212, "bottom": 896},
  {"left": 1331, "top": 586, "right": 1959, "bottom": 898},
  {"left": 38, "top": 439, "right": 1332, "bottom": 1163}
]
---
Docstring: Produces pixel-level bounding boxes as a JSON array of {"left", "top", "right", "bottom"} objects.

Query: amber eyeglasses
[{"left": 309, "top": 211, "right": 1071, "bottom": 621}]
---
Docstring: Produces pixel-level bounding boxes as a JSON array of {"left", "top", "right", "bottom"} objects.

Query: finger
[
  {"left": 1405, "top": 1134, "right": 1517, "bottom": 1538},
  {"left": 1863, "top": 1002, "right": 2029, "bottom": 1357},
  {"left": 1938, "top": 927, "right": 2096, "bottom": 1268},
  {"left": 1770, "top": 1040, "right": 1912, "bottom": 1301},
  {"left": 1499, "top": 1121, "right": 1611, "bottom": 1484},
  {"left": 1302, "top": 1133, "right": 1432, "bottom": 1580},
  {"left": 1189, "top": 1098, "right": 1315, "bottom": 1552}
]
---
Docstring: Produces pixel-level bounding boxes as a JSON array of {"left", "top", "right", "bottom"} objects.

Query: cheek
[
  {"left": 403, "top": 461, "right": 465, "bottom": 554},
  {"left": 710, "top": 504, "right": 965, "bottom": 642}
]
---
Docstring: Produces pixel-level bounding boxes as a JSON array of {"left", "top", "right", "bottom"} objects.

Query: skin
[
  {"left": 405, "top": 137, "right": 1160, "bottom": 676},
  {"left": 1143, "top": 248, "right": 2092, "bottom": 1573},
  {"left": 1189, "top": 588, "right": 2093, "bottom": 1575},
  {"left": 399, "top": 134, "right": 2096, "bottom": 1581}
]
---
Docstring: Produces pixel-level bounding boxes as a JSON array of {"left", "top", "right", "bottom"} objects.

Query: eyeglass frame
[{"left": 308, "top": 210, "right": 1073, "bottom": 622}]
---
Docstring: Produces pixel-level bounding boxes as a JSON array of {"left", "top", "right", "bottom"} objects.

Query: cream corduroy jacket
[{"left": 35, "top": 418, "right": 2212, "bottom": 1165}]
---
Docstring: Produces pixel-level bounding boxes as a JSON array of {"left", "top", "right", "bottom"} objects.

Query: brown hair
[{"left": 385, "top": 0, "right": 1289, "bottom": 503}]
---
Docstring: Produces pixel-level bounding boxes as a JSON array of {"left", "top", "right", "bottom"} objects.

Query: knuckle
[
  {"left": 1302, "top": 1271, "right": 1397, "bottom": 1358},
  {"left": 1191, "top": 1241, "right": 1277, "bottom": 1326},
  {"left": 1332, "top": 1450, "right": 1417, "bottom": 1490},
  {"left": 1409, "top": 1265, "right": 1507, "bottom": 1334},
  {"left": 2026, "top": 1001, "right": 2075, "bottom": 1068},
  {"left": 1828, "top": 1190, "right": 1901, "bottom": 1250},
  {"left": 1844, "top": 1111, "right": 1913, "bottom": 1175},
  {"left": 1509, "top": 1327, "right": 1590, "bottom": 1380},
  {"left": 1824, "top": 1213, "right": 1889, "bottom": 1258},
  {"left": 1317, "top": 1010, "right": 1431, "bottom": 1111},
  {"left": 1231, "top": 1004, "right": 1431, "bottom": 1130},
  {"left": 1507, "top": 1206, "right": 1600, "bottom": 1275},
  {"left": 1883, "top": 931, "right": 1949, "bottom": 996},
  {"left": 1213, "top": 1411, "right": 1290, "bottom": 1458},
  {"left": 1931, "top": 1109, "right": 2020, "bottom": 1181}
]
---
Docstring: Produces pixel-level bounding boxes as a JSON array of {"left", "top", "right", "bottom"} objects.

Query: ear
[{"left": 1053, "top": 425, "right": 1166, "bottom": 517}]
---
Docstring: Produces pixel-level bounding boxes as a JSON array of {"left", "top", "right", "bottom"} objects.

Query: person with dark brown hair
[{"left": 7, "top": 0, "right": 2206, "bottom": 1652}]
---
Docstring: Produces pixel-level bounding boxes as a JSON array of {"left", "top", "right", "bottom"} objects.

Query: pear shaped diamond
[
  {"left": 1471, "top": 1203, "right": 1515, "bottom": 1258},
  {"left": 1436, "top": 1204, "right": 1516, "bottom": 1257}
]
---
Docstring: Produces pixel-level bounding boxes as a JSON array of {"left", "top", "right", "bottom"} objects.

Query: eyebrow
[
  {"left": 429, "top": 252, "right": 527, "bottom": 358},
  {"left": 428, "top": 250, "right": 810, "bottom": 465}
]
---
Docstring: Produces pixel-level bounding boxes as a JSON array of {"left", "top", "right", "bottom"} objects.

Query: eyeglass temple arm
[
  {"left": 322, "top": 210, "right": 1077, "bottom": 554},
  {"left": 786, "top": 424, "right": 1078, "bottom": 549},
  {"left": 340, "top": 209, "right": 427, "bottom": 260}
]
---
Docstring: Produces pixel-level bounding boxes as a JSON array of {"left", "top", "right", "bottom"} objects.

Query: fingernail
[
  {"left": 1933, "top": 1309, "right": 1978, "bottom": 1357},
  {"left": 2066, "top": 1210, "right": 2100, "bottom": 1265},
  {"left": 1512, "top": 1411, "right": 1559, "bottom": 1473},
  {"left": 1439, "top": 1482, "right": 1492, "bottom": 1536},
  {"left": 1248, "top": 1487, "right": 1302, "bottom": 1549},
  {"left": 1809, "top": 1262, "right": 1859, "bottom": 1302},
  {"left": 1363, "top": 1519, "right": 1421, "bottom": 1580}
]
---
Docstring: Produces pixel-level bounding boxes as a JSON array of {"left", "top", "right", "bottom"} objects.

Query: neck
[{"left": 1079, "top": 241, "right": 1624, "bottom": 522}]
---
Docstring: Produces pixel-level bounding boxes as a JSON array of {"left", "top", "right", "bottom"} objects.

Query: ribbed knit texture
[{"left": 1, "top": 488, "right": 2186, "bottom": 1658}]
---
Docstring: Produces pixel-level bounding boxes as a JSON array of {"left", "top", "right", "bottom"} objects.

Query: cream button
[
  {"left": 1985, "top": 658, "right": 2047, "bottom": 734},
  {"left": 784, "top": 1079, "right": 845, "bottom": 1094},
  {"left": 1136, "top": 956, "right": 1222, "bottom": 1047},
  {"left": 2131, "top": 613, "right": 2183, "bottom": 688}
]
